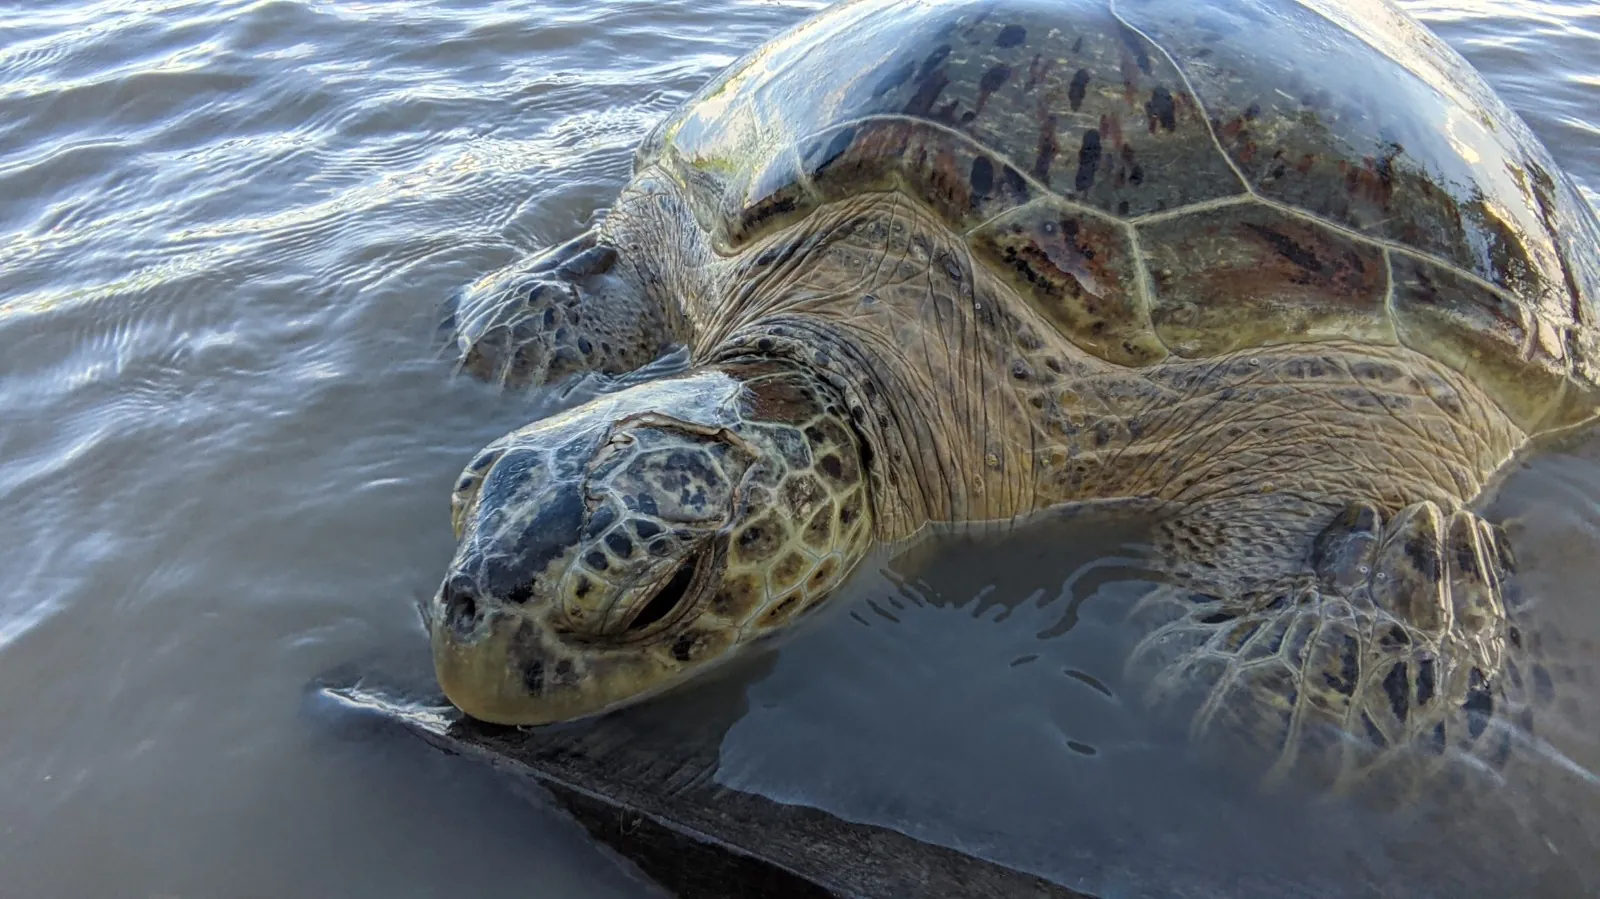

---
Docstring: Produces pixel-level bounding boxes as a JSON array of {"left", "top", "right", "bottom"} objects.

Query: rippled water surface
[{"left": 1, "top": 1, "right": 1598, "bottom": 897}]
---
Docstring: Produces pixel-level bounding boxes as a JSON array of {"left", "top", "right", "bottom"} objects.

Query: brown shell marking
[
  {"left": 1139, "top": 203, "right": 1394, "bottom": 358},
  {"left": 970, "top": 198, "right": 1165, "bottom": 365},
  {"left": 892, "top": 0, "right": 1247, "bottom": 215},
  {"left": 798, "top": 120, "right": 1032, "bottom": 232},
  {"left": 1115, "top": 0, "right": 1586, "bottom": 340}
]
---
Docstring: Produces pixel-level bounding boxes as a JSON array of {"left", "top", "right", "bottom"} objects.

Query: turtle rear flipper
[
  {"left": 443, "top": 231, "right": 680, "bottom": 390},
  {"left": 1124, "top": 494, "right": 1533, "bottom": 801}
]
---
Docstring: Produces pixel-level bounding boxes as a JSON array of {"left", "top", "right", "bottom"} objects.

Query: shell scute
[
  {"left": 1389, "top": 255, "right": 1571, "bottom": 431},
  {"left": 1139, "top": 204, "right": 1394, "bottom": 357},
  {"left": 1116, "top": 0, "right": 1581, "bottom": 319},
  {"left": 970, "top": 199, "right": 1165, "bottom": 366},
  {"left": 801, "top": 120, "right": 1033, "bottom": 231}
]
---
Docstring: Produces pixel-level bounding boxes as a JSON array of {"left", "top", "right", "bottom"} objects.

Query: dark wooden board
[{"left": 319, "top": 681, "right": 1096, "bottom": 899}]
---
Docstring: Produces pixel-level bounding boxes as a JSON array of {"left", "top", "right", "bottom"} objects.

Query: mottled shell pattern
[{"left": 635, "top": 0, "right": 1600, "bottom": 434}]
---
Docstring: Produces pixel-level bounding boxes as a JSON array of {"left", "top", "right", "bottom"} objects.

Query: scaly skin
[
  {"left": 434, "top": 361, "right": 871, "bottom": 724},
  {"left": 433, "top": 179, "right": 1555, "bottom": 797}
]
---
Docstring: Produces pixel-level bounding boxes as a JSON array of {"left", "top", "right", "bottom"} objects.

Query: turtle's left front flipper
[
  {"left": 442, "top": 230, "right": 682, "bottom": 390},
  {"left": 1122, "top": 497, "right": 1524, "bottom": 799}
]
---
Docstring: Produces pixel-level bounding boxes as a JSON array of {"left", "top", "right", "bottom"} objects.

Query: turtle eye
[
  {"left": 451, "top": 448, "right": 505, "bottom": 537},
  {"left": 626, "top": 550, "right": 704, "bottom": 633}
]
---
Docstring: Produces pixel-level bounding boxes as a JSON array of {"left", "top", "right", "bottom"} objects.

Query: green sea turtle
[{"left": 428, "top": 0, "right": 1600, "bottom": 795}]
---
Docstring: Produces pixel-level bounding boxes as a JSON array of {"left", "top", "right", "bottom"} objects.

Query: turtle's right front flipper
[{"left": 443, "top": 231, "right": 682, "bottom": 390}]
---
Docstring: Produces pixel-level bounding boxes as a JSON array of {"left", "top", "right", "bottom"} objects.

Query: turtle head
[{"left": 429, "top": 367, "right": 874, "bottom": 725}]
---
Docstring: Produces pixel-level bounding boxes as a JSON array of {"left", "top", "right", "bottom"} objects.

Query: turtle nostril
[{"left": 442, "top": 578, "right": 482, "bottom": 638}]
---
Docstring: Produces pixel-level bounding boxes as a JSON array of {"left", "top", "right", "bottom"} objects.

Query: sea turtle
[{"left": 428, "top": 0, "right": 1600, "bottom": 796}]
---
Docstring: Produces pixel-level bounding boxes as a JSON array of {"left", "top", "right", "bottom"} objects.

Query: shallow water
[{"left": 0, "top": 1, "right": 1598, "bottom": 897}]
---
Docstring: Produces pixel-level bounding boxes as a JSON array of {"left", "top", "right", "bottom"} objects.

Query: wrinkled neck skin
[
  {"left": 697, "top": 192, "right": 1092, "bottom": 541},
  {"left": 604, "top": 175, "right": 1063, "bottom": 541}
]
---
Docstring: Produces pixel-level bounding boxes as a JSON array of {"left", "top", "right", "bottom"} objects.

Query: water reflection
[{"left": 708, "top": 474, "right": 1600, "bottom": 896}]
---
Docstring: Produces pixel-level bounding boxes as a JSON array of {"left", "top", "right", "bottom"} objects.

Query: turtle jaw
[{"left": 428, "top": 599, "right": 727, "bottom": 727}]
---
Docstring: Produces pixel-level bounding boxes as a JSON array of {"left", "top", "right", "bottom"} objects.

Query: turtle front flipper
[
  {"left": 1124, "top": 497, "right": 1522, "bottom": 801},
  {"left": 443, "top": 230, "right": 682, "bottom": 390}
]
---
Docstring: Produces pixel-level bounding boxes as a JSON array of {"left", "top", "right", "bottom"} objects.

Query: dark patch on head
[
  {"left": 671, "top": 632, "right": 696, "bottom": 662},
  {"left": 818, "top": 454, "right": 846, "bottom": 483},
  {"left": 996, "top": 24, "right": 1026, "bottom": 48},
  {"left": 1145, "top": 86, "right": 1176, "bottom": 132},
  {"left": 482, "top": 489, "right": 585, "bottom": 597},
  {"left": 917, "top": 44, "right": 951, "bottom": 79},
  {"left": 1074, "top": 129, "right": 1102, "bottom": 193},
  {"left": 632, "top": 519, "right": 661, "bottom": 540},
  {"left": 441, "top": 578, "right": 480, "bottom": 636},
  {"left": 604, "top": 532, "right": 634, "bottom": 559},
  {"left": 628, "top": 492, "right": 660, "bottom": 517},
  {"left": 1068, "top": 69, "right": 1090, "bottom": 112},
  {"left": 584, "top": 503, "right": 618, "bottom": 539},
  {"left": 735, "top": 519, "right": 783, "bottom": 562},
  {"left": 523, "top": 658, "right": 545, "bottom": 695},
  {"left": 808, "top": 558, "right": 839, "bottom": 591},
  {"left": 584, "top": 550, "right": 609, "bottom": 572},
  {"left": 839, "top": 493, "right": 861, "bottom": 526}
]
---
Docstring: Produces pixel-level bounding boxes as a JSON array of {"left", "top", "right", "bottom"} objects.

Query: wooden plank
[{"left": 321, "top": 682, "right": 1096, "bottom": 899}]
